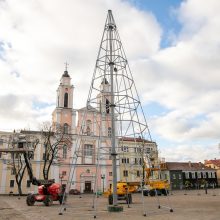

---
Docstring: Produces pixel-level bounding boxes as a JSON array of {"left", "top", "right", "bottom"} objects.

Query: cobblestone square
[{"left": 0, "top": 189, "right": 220, "bottom": 220}]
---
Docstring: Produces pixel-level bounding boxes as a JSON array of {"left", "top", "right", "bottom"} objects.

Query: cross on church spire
[
  {"left": 62, "top": 62, "right": 70, "bottom": 77},
  {"left": 64, "top": 62, "right": 69, "bottom": 71}
]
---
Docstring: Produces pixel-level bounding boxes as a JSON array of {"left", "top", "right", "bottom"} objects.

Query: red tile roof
[
  {"left": 163, "top": 162, "right": 215, "bottom": 171},
  {"left": 204, "top": 159, "right": 220, "bottom": 168},
  {"left": 119, "top": 137, "right": 154, "bottom": 143}
]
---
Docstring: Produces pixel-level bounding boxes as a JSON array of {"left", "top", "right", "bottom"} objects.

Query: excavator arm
[
  {"left": 0, "top": 148, "right": 54, "bottom": 186},
  {"left": 23, "top": 151, "right": 54, "bottom": 186}
]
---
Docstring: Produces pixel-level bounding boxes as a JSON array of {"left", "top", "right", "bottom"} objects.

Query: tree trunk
[{"left": 17, "top": 182, "right": 23, "bottom": 196}]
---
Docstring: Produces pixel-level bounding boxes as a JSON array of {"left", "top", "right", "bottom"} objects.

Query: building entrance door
[{"left": 84, "top": 181, "right": 92, "bottom": 193}]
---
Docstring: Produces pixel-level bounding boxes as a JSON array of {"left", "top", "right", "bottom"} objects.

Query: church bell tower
[{"left": 52, "top": 64, "right": 76, "bottom": 134}]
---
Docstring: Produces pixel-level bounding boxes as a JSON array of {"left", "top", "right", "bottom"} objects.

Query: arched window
[
  {"left": 106, "top": 99, "right": 110, "bottom": 114},
  {"left": 108, "top": 127, "right": 112, "bottom": 137},
  {"left": 64, "top": 93, "right": 68, "bottom": 107},
  {"left": 64, "top": 123, "right": 68, "bottom": 134},
  {"left": 86, "top": 120, "right": 92, "bottom": 135},
  {"left": 63, "top": 145, "right": 67, "bottom": 159},
  {"left": 57, "top": 96, "right": 59, "bottom": 107}
]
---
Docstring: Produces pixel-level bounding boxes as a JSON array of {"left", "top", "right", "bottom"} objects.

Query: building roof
[
  {"left": 204, "top": 159, "right": 220, "bottom": 168},
  {"left": 78, "top": 105, "right": 99, "bottom": 112},
  {"left": 119, "top": 137, "right": 154, "bottom": 144},
  {"left": 164, "top": 162, "right": 215, "bottom": 171}
]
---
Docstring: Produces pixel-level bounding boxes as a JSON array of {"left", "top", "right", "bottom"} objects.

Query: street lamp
[
  {"left": 59, "top": 173, "right": 64, "bottom": 186},
  {"left": 101, "top": 174, "right": 105, "bottom": 193}
]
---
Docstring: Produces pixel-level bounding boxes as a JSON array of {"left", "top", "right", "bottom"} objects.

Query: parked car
[{"left": 69, "top": 189, "right": 81, "bottom": 195}]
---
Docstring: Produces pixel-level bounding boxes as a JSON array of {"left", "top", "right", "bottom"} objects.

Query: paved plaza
[{"left": 0, "top": 189, "right": 220, "bottom": 220}]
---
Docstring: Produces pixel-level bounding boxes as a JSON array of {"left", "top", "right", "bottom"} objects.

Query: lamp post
[
  {"left": 59, "top": 173, "right": 64, "bottom": 186},
  {"left": 101, "top": 174, "right": 105, "bottom": 193}
]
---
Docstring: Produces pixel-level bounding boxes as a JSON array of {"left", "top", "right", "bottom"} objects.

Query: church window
[
  {"left": 63, "top": 145, "right": 67, "bottom": 159},
  {"left": 108, "top": 127, "right": 111, "bottom": 137},
  {"left": 57, "top": 96, "right": 59, "bottom": 107},
  {"left": 106, "top": 99, "right": 110, "bottom": 113},
  {"left": 64, "top": 93, "right": 68, "bottom": 107},
  {"left": 64, "top": 123, "right": 68, "bottom": 134},
  {"left": 84, "top": 144, "right": 93, "bottom": 156},
  {"left": 86, "top": 120, "right": 92, "bottom": 135}
]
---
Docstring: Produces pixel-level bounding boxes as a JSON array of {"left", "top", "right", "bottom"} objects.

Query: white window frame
[
  {"left": 84, "top": 144, "right": 93, "bottom": 156},
  {"left": 212, "top": 172, "right": 216, "bottom": 178},
  {"left": 123, "top": 170, "right": 128, "bottom": 177},
  {"left": 121, "top": 146, "right": 129, "bottom": 152},
  {"left": 107, "top": 127, "right": 111, "bottom": 137},
  {"left": 185, "top": 172, "right": 189, "bottom": 179},
  {"left": 191, "top": 172, "right": 196, "bottom": 179},
  {"left": 121, "top": 158, "right": 129, "bottom": 164}
]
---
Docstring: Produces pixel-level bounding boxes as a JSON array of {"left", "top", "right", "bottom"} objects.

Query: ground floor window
[
  {"left": 123, "top": 170, "right": 128, "bottom": 177},
  {"left": 27, "top": 180, "right": 31, "bottom": 188},
  {"left": 10, "top": 180, "right": 14, "bottom": 188}
]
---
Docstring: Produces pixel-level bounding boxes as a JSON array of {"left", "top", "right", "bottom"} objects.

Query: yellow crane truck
[
  {"left": 106, "top": 182, "right": 138, "bottom": 205},
  {"left": 144, "top": 167, "right": 169, "bottom": 196}
]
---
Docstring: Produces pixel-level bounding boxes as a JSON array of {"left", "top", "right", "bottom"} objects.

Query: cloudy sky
[{"left": 0, "top": 0, "right": 220, "bottom": 162}]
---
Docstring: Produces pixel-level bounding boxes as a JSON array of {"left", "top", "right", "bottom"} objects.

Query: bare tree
[
  {"left": 8, "top": 133, "right": 39, "bottom": 195},
  {"left": 41, "top": 122, "right": 72, "bottom": 180}
]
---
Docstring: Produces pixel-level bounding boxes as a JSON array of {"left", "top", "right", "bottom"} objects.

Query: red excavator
[
  {"left": 23, "top": 151, "right": 65, "bottom": 206},
  {"left": 0, "top": 136, "right": 65, "bottom": 206}
]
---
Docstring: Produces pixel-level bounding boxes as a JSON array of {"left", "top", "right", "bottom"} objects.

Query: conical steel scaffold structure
[
  {"left": 86, "top": 10, "right": 152, "bottom": 207},
  {"left": 58, "top": 10, "right": 173, "bottom": 217}
]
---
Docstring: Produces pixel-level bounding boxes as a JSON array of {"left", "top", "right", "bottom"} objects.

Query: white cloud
[
  {"left": 0, "top": 0, "right": 220, "bottom": 162},
  {"left": 0, "top": 0, "right": 161, "bottom": 131},
  {"left": 131, "top": 0, "right": 220, "bottom": 147},
  {"left": 160, "top": 144, "right": 218, "bottom": 162}
]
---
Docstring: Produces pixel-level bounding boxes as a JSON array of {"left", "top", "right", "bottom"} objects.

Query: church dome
[{"left": 62, "top": 70, "right": 70, "bottom": 77}]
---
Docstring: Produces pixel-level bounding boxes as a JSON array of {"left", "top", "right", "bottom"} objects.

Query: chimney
[{"left": 188, "top": 161, "right": 191, "bottom": 167}]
